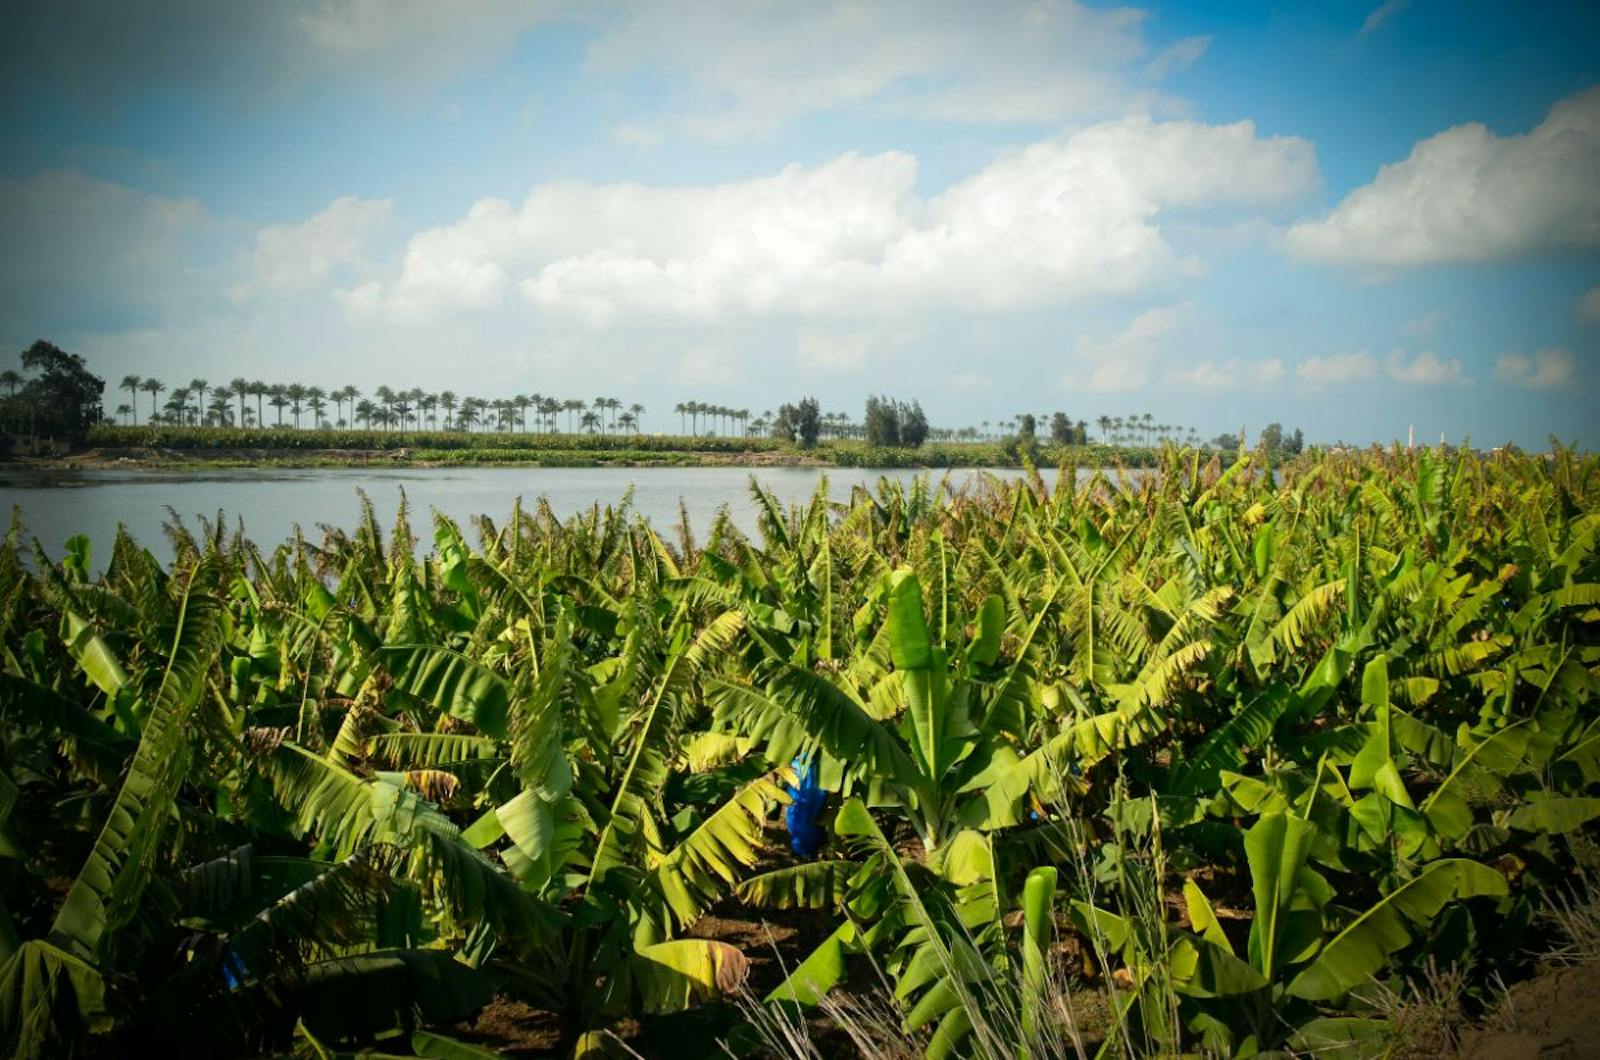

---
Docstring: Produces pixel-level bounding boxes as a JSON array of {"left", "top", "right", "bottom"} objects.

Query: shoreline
[
  {"left": 5, "top": 446, "right": 841, "bottom": 471},
  {"left": 4, "top": 443, "right": 1162, "bottom": 472}
]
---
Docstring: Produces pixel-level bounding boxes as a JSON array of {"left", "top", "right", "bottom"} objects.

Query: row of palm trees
[
  {"left": 105, "top": 375, "right": 1201, "bottom": 449},
  {"left": 1094, "top": 413, "right": 1198, "bottom": 447},
  {"left": 113, "top": 376, "right": 649, "bottom": 435}
]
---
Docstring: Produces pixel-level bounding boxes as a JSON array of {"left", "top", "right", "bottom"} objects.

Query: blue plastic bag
[{"left": 785, "top": 755, "right": 826, "bottom": 858}]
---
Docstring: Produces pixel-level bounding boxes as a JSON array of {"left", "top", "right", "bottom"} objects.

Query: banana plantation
[{"left": 2, "top": 446, "right": 1598, "bottom": 1059}]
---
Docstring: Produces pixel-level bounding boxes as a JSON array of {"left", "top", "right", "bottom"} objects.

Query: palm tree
[
  {"left": 0, "top": 369, "right": 21, "bottom": 397},
  {"left": 269, "top": 385, "right": 288, "bottom": 427},
  {"left": 580, "top": 410, "right": 600, "bottom": 434},
  {"left": 629, "top": 403, "right": 645, "bottom": 434},
  {"left": 228, "top": 377, "right": 250, "bottom": 427},
  {"left": 207, "top": 390, "right": 233, "bottom": 427},
  {"left": 142, "top": 378, "right": 166, "bottom": 421},
  {"left": 114, "top": 402, "right": 133, "bottom": 424},
  {"left": 374, "top": 385, "right": 395, "bottom": 427},
  {"left": 283, "top": 384, "right": 306, "bottom": 428},
  {"left": 166, "top": 388, "right": 190, "bottom": 426},
  {"left": 342, "top": 386, "right": 363, "bottom": 427},
  {"left": 439, "top": 391, "right": 457, "bottom": 431},
  {"left": 304, "top": 386, "right": 325, "bottom": 427},
  {"left": 207, "top": 384, "right": 231, "bottom": 426},
  {"left": 354, "top": 399, "right": 375, "bottom": 429},
  {"left": 119, "top": 375, "right": 143, "bottom": 425},
  {"left": 249, "top": 381, "right": 268, "bottom": 429},
  {"left": 187, "top": 379, "right": 209, "bottom": 424}
]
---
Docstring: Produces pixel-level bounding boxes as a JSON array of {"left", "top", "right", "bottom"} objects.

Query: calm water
[{"left": 0, "top": 465, "right": 1044, "bottom": 565}]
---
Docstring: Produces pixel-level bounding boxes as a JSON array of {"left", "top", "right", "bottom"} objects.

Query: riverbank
[
  {"left": 20, "top": 445, "right": 836, "bottom": 470},
  {"left": 22, "top": 425, "right": 1164, "bottom": 469}
]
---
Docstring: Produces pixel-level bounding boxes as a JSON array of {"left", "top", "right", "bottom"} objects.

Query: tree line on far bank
[{"left": 3, "top": 340, "right": 1300, "bottom": 455}]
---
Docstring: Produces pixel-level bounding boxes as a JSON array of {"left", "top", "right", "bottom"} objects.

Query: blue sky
[{"left": 1, "top": 0, "right": 1596, "bottom": 446}]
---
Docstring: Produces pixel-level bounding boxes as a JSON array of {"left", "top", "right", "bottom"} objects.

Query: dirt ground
[{"left": 1458, "top": 961, "right": 1600, "bottom": 1060}]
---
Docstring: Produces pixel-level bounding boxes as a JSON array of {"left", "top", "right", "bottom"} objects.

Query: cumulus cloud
[
  {"left": 1401, "top": 308, "right": 1443, "bottom": 337},
  {"left": 586, "top": 1, "right": 1188, "bottom": 141},
  {"left": 1069, "top": 303, "right": 1192, "bottom": 393},
  {"left": 370, "top": 116, "right": 1315, "bottom": 324},
  {"left": 1296, "top": 349, "right": 1379, "bottom": 385},
  {"left": 1385, "top": 348, "right": 1470, "bottom": 385},
  {"left": 1145, "top": 35, "right": 1212, "bottom": 78},
  {"left": 1287, "top": 87, "right": 1600, "bottom": 266},
  {"left": 0, "top": 1, "right": 561, "bottom": 103},
  {"left": 1581, "top": 287, "right": 1600, "bottom": 323},
  {"left": 678, "top": 347, "right": 737, "bottom": 385},
  {"left": 795, "top": 331, "right": 874, "bottom": 375},
  {"left": 0, "top": 170, "right": 217, "bottom": 330},
  {"left": 236, "top": 196, "right": 392, "bottom": 298},
  {"left": 1360, "top": 0, "right": 1409, "bottom": 35},
  {"left": 1166, "top": 357, "right": 1285, "bottom": 389},
  {"left": 1494, "top": 347, "right": 1575, "bottom": 388}
]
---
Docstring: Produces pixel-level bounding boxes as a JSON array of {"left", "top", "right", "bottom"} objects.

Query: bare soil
[{"left": 1458, "top": 961, "right": 1600, "bottom": 1060}]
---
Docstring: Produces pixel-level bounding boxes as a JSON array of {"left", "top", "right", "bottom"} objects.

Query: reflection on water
[{"left": 0, "top": 465, "right": 1076, "bottom": 565}]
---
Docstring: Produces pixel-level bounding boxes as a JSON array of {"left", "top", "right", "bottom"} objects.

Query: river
[{"left": 0, "top": 465, "right": 1050, "bottom": 565}]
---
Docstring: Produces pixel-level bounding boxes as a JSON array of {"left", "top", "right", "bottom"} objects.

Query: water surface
[{"left": 0, "top": 465, "right": 1045, "bottom": 564}]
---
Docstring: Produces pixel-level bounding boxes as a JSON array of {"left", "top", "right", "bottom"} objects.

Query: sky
[{"left": 1, "top": 0, "right": 1596, "bottom": 447}]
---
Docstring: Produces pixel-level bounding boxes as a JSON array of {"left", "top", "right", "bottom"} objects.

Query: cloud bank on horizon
[{"left": 0, "top": 0, "right": 1595, "bottom": 446}]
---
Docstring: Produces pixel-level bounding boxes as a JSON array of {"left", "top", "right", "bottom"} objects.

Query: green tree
[
  {"left": 1049, "top": 411, "right": 1073, "bottom": 444},
  {"left": 900, "top": 400, "right": 928, "bottom": 448},
  {"left": 796, "top": 397, "right": 821, "bottom": 448},
  {"left": 19, "top": 340, "right": 105, "bottom": 441},
  {"left": 771, "top": 402, "right": 798, "bottom": 442},
  {"left": 864, "top": 395, "right": 900, "bottom": 446}
]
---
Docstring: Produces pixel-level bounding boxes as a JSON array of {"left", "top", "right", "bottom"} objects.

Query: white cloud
[
  {"left": 795, "top": 330, "right": 874, "bottom": 374},
  {"left": 237, "top": 196, "right": 392, "bottom": 298},
  {"left": 4, "top": 2, "right": 562, "bottom": 104},
  {"left": 1069, "top": 303, "right": 1191, "bottom": 393},
  {"left": 1167, "top": 356, "right": 1285, "bottom": 389},
  {"left": 1287, "top": 87, "right": 1600, "bottom": 266},
  {"left": 0, "top": 169, "right": 217, "bottom": 328},
  {"left": 1296, "top": 349, "right": 1378, "bottom": 384},
  {"left": 1145, "top": 36, "right": 1211, "bottom": 79},
  {"left": 1401, "top": 308, "right": 1443, "bottom": 338},
  {"left": 1581, "top": 287, "right": 1600, "bottom": 323},
  {"left": 1385, "top": 348, "right": 1470, "bottom": 386},
  {"left": 370, "top": 116, "right": 1314, "bottom": 324},
  {"left": 949, "top": 371, "right": 990, "bottom": 392},
  {"left": 611, "top": 122, "right": 664, "bottom": 148},
  {"left": 1360, "top": 0, "right": 1409, "bottom": 35},
  {"left": 1494, "top": 347, "right": 1575, "bottom": 388},
  {"left": 678, "top": 347, "right": 735, "bottom": 384},
  {"left": 585, "top": 1, "right": 1184, "bottom": 141}
]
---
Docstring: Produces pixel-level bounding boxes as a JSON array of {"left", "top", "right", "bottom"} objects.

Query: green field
[{"left": 3, "top": 445, "right": 1597, "bottom": 1058}]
